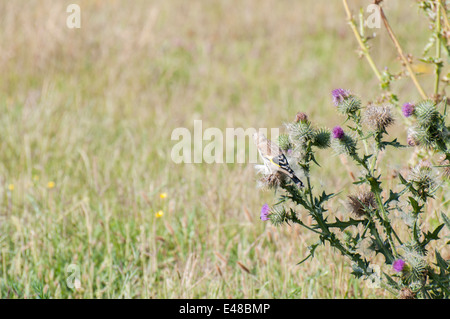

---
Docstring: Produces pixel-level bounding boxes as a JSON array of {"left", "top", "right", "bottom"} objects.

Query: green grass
[{"left": 0, "top": 0, "right": 447, "bottom": 298}]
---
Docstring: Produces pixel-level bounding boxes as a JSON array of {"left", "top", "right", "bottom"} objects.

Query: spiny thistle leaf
[
  {"left": 441, "top": 212, "right": 450, "bottom": 232},
  {"left": 383, "top": 272, "right": 401, "bottom": 290},
  {"left": 398, "top": 173, "right": 408, "bottom": 185},
  {"left": 351, "top": 263, "right": 365, "bottom": 278},
  {"left": 367, "top": 175, "right": 382, "bottom": 194},
  {"left": 381, "top": 138, "right": 405, "bottom": 148},
  {"left": 316, "top": 191, "right": 336, "bottom": 206},
  {"left": 327, "top": 217, "right": 365, "bottom": 231},
  {"left": 434, "top": 250, "right": 449, "bottom": 272},
  {"left": 408, "top": 197, "right": 423, "bottom": 214},
  {"left": 297, "top": 242, "right": 320, "bottom": 265},
  {"left": 422, "top": 224, "right": 445, "bottom": 247}
]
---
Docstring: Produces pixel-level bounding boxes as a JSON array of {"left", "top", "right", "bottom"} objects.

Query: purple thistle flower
[
  {"left": 402, "top": 102, "right": 415, "bottom": 117},
  {"left": 260, "top": 203, "right": 270, "bottom": 221},
  {"left": 332, "top": 88, "right": 350, "bottom": 106},
  {"left": 393, "top": 259, "right": 406, "bottom": 272},
  {"left": 332, "top": 126, "right": 345, "bottom": 139}
]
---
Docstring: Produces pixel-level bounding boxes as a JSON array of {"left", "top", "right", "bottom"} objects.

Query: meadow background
[{"left": 0, "top": 0, "right": 446, "bottom": 298}]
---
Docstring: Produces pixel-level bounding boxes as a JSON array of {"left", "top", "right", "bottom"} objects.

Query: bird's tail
[{"left": 290, "top": 174, "right": 304, "bottom": 188}]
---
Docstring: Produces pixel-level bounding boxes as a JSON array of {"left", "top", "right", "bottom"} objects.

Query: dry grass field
[{"left": 0, "top": 0, "right": 447, "bottom": 298}]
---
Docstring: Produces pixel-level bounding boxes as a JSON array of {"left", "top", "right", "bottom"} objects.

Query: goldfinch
[{"left": 253, "top": 132, "right": 304, "bottom": 188}]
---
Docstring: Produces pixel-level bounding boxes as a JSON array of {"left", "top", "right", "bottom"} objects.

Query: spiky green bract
[
  {"left": 277, "top": 133, "right": 292, "bottom": 151},
  {"left": 286, "top": 121, "right": 315, "bottom": 147},
  {"left": 407, "top": 161, "right": 440, "bottom": 201},
  {"left": 407, "top": 99, "right": 449, "bottom": 151},
  {"left": 337, "top": 96, "right": 361, "bottom": 115},
  {"left": 312, "top": 128, "right": 331, "bottom": 149},
  {"left": 269, "top": 206, "right": 288, "bottom": 226},
  {"left": 331, "top": 131, "right": 357, "bottom": 156},
  {"left": 415, "top": 100, "right": 440, "bottom": 127},
  {"left": 400, "top": 243, "right": 428, "bottom": 286},
  {"left": 409, "top": 126, "right": 437, "bottom": 149}
]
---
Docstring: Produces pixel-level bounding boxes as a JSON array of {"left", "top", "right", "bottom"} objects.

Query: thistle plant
[
  {"left": 254, "top": 91, "right": 450, "bottom": 298},
  {"left": 252, "top": 1, "right": 450, "bottom": 298}
]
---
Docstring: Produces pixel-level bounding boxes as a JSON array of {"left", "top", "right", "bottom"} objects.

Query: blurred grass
[{"left": 0, "top": 0, "right": 447, "bottom": 298}]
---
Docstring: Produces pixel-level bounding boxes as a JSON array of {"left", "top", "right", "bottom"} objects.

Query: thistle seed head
[
  {"left": 347, "top": 190, "right": 377, "bottom": 218},
  {"left": 363, "top": 104, "right": 395, "bottom": 131},
  {"left": 258, "top": 171, "right": 288, "bottom": 190}
]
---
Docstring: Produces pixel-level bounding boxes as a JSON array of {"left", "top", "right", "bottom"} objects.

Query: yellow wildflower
[
  {"left": 47, "top": 181, "right": 55, "bottom": 189},
  {"left": 159, "top": 192, "right": 167, "bottom": 199},
  {"left": 8, "top": 184, "right": 14, "bottom": 191},
  {"left": 155, "top": 210, "right": 164, "bottom": 218}
]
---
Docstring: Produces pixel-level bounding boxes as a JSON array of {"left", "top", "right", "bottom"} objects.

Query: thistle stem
[
  {"left": 342, "top": 0, "right": 383, "bottom": 83},
  {"left": 354, "top": 113, "right": 370, "bottom": 156},
  {"left": 378, "top": 4, "right": 428, "bottom": 99},
  {"left": 354, "top": 151, "right": 399, "bottom": 259},
  {"left": 307, "top": 176, "right": 314, "bottom": 209},
  {"left": 305, "top": 174, "right": 331, "bottom": 237},
  {"left": 291, "top": 213, "right": 324, "bottom": 235},
  {"left": 327, "top": 235, "right": 398, "bottom": 296},
  {"left": 374, "top": 188, "right": 398, "bottom": 258},
  {"left": 434, "top": 1, "right": 442, "bottom": 96},
  {"left": 438, "top": 0, "right": 450, "bottom": 34}
]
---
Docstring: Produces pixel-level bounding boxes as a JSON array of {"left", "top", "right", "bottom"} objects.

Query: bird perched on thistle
[{"left": 253, "top": 132, "right": 304, "bottom": 188}]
